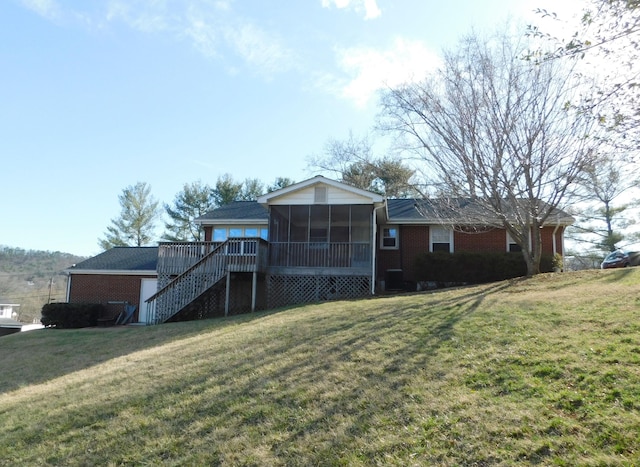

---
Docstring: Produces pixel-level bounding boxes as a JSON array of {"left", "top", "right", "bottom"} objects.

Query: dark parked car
[{"left": 601, "top": 250, "right": 631, "bottom": 269}]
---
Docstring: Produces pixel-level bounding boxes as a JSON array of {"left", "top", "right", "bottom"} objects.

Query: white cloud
[
  {"left": 19, "top": 0, "right": 59, "bottom": 20},
  {"left": 321, "top": 0, "right": 381, "bottom": 20},
  {"left": 105, "top": 0, "right": 171, "bottom": 33},
  {"left": 102, "top": 1, "right": 294, "bottom": 76},
  {"left": 224, "top": 22, "right": 294, "bottom": 77},
  {"left": 334, "top": 37, "right": 441, "bottom": 107},
  {"left": 183, "top": 15, "right": 220, "bottom": 58},
  {"left": 22, "top": 0, "right": 293, "bottom": 77}
]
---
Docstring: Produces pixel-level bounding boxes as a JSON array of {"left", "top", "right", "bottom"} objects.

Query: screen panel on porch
[{"left": 268, "top": 205, "right": 371, "bottom": 268}]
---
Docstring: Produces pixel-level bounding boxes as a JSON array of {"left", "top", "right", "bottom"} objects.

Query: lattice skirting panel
[
  {"left": 167, "top": 273, "right": 267, "bottom": 321},
  {"left": 267, "top": 274, "right": 371, "bottom": 309}
]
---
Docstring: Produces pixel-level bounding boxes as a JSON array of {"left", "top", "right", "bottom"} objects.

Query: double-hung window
[
  {"left": 381, "top": 226, "right": 398, "bottom": 249},
  {"left": 430, "top": 226, "right": 453, "bottom": 252},
  {"left": 506, "top": 232, "right": 522, "bottom": 252}
]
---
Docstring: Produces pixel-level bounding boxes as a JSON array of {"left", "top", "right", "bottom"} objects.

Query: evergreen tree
[
  {"left": 568, "top": 155, "right": 640, "bottom": 253},
  {"left": 163, "top": 181, "right": 215, "bottom": 242},
  {"left": 308, "top": 131, "right": 419, "bottom": 198},
  {"left": 267, "top": 177, "right": 295, "bottom": 192},
  {"left": 211, "top": 174, "right": 244, "bottom": 206},
  {"left": 99, "top": 182, "right": 160, "bottom": 250}
]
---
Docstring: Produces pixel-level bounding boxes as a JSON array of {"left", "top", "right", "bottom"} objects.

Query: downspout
[
  {"left": 371, "top": 207, "right": 377, "bottom": 295},
  {"left": 552, "top": 213, "right": 562, "bottom": 255},
  {"left": 65, "top": 271, "right": 72, "bottom": 302}
]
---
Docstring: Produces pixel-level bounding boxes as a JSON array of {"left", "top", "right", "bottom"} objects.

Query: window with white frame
[
  {"left": 381, "top": 226, "right": 398, "bottom": 249},
  {"left": 430, "top": 226, "right": 453, "bottom": 252},
  {"left": 506, "top": 231, "right": 522, "bottom": 252},
  {"left": 212, "top": 226, "right": 268, "bottom": 242},
  {"left": 213, "top": 228, "right": 227, "bottom": 242}
]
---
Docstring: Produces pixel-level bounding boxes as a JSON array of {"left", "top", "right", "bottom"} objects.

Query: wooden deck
[
  {"left": 149, "top": 239, "right": 269, "bottom": 323},
  {"left": 148, "top": 238, "right": 374, "bottom": 324}
]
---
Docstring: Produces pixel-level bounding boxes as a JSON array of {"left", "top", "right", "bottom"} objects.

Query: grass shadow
[{"left": 0, "top": 307, "right": 289, "bottom": 394}]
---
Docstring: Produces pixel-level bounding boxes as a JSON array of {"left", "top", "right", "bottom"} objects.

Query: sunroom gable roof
[{"left": 257, "top": 175, "right": 384, "bottom": 205}]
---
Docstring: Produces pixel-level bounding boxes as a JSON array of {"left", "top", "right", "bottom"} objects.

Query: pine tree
[{"left": 99, "top": 182, "right": 160, "bottom": 250}]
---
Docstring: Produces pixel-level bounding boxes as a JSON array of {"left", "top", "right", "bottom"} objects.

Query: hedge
[
  {"left": 414, "top": 251, "right": 554, "bottom": 285},
  {"left": 41, "top": 303, "right": 104, "bottom": 328}
]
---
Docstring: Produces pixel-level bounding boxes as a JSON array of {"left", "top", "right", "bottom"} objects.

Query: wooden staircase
[{"left": 145, "top": 238, "right": 267, "bottom": 324}]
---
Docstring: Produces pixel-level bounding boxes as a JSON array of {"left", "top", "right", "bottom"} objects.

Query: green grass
[{"left": 1, "top": 269, "right": 640, "bottom": 466}]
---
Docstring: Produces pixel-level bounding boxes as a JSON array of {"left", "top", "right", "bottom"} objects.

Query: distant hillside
[{"left": 0, "top": 246, "right": 87, "bottom": 323}]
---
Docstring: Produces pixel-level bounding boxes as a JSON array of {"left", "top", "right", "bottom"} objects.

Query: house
[
  {"left": 65, "top": 247, "right": 158, "bottom": 324},
  {"left": 0, "top": 298, "right": 20, "bottom": 320},
  {"left": 66, "top": 176, "right": 573, "bottom": 325},
  {"left": 0, "top": 298, "right": 22, "bottom": 337}
]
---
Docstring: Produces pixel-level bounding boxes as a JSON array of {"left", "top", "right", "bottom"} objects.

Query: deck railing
[
  {"left": 147, "top": 238, "right": 268, "bottom": 324},
  {"left": 157, "top": 242, "right": 223, "bottom": 276},
  {"left": 268, "top": 242, "right": 371, "bottom": 269}
]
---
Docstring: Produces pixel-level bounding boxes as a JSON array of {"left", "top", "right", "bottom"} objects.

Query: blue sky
[{"left": 1, "top": 0, "right": 580, "bottom": 257}]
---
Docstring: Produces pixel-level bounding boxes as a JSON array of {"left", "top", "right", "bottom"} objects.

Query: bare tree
[
  {"left": 529, "top": 1, "right": 640, "bottom": 148},
  {"left": 380, "top": 30, "right": 599, "bottom": 276}
]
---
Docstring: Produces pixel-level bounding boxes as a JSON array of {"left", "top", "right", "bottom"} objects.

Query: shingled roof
[
  {"left": 195, "top": 201, "right": 268, "bottom": 224},
  {"left": 195, "top": 199, "right": 573, "bottom": 226},
  {"left": 67, "top": 247, "right": 158, "bottom": 273},
  {"left": 386, "top": 198, "right": 574, "bottom": 225}
]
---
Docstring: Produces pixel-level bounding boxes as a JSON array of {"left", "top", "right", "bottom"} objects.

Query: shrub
[
  {"left": 41, "top": 303, "right": 104, "bottom": 328},
  {"left": 414, "top": 252, "right": 554, "bottom": 284}
]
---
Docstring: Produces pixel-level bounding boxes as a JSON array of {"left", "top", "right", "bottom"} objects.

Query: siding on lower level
[{"left": 68, "top": 274, "right": 156, "bottom": 321}]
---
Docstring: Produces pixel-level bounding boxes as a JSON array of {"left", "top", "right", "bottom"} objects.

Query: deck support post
[
  {"left": 225, "top": 271, "right": 231, "bottom": 317},
  {"left": 251, "top": 271, "right": 258, "bottom": 312}
]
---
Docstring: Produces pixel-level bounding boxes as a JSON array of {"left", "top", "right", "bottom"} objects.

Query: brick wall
[
  {"left": 454, "top": 228, "right": 506, "bottom": 252},
  {"left": 376, "top": 224, "right": 566, "bottom": 289},
  {"left": 377, "top": 225, "right": 429, "bottom": 284},
  {"left": 68, "top": 274, "right": 155, "bottom": 320}
]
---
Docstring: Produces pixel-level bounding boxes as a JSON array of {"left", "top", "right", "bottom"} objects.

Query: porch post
[
  {"left": 225, "top": 271, "right": 231, "bottom": 317},
  {"left": 251, "top": 271, "right": 257, "bottom": 312}
]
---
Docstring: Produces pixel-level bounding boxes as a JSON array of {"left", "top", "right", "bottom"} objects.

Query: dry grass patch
[{"left": 0, "top": 269, "right": 639, "bottom": 465}]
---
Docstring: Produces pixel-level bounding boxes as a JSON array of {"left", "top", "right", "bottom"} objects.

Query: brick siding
[
  {"left": 377, "top": 225, "right": 566, "bottom": 288},
  {"left": 68, "top": 274, "right": 155, "bottom": 320}
]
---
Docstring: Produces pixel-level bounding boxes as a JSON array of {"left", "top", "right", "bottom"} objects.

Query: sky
[{"left": 1, "top": 0, "right": 583, "bottom": 257}]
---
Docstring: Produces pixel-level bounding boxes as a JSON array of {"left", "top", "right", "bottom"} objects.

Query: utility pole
[{"left": 48, "top": 277, "right": 53, "bottom": 304}]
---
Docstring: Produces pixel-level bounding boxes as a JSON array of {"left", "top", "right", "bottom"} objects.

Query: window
[
  {"left": 213, "top": 226, "right": 267, "bottom": 243},
  {"left": 213, "top": 228, "right": 227, "bottom": 242},
  {"left": 507, "top": 232, "right": 522, "bottom": 252},
  {"left": 381, "top": 226, "right": 398, "bottom": 249},
  {"left": 430, "top": 226, "right": 452, "bottom": 252}
]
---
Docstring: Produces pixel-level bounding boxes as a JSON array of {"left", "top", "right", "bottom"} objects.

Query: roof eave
[
  {"left": 257, "top": 175, "right": 384, "bottom": 205},
  {"left": 66, "top": 269, "right": 158, "bottom": 275},
  {"left": 194, "top": 218, "right": 269, "bottom": 226}
]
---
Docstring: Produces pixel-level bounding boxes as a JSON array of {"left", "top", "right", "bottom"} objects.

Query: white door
[{"left": 138, "top": 278, "right": 158, "bottom": 324}]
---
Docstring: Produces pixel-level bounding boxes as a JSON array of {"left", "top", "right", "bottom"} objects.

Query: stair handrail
[{"left": 147, "top": 242, "right": 229, "bottom": 323}]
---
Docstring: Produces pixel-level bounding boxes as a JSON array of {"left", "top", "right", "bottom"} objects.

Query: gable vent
[{"left": 314, "top": 186, "right": 328, "bottom": 204}]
